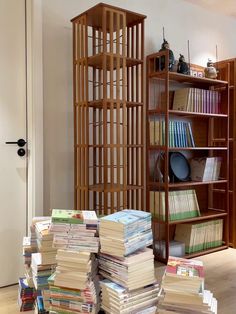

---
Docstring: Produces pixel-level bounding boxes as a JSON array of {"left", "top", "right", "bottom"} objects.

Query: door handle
[{"left": 5, "top": 138, "right": 27, "bottom": 147}]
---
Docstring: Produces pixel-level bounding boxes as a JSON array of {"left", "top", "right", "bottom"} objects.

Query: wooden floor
[{"left": 1, "top": 248, "right": 236, "bottom": 314}]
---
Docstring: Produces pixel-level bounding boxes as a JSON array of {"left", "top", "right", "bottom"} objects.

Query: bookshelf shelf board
[
  {"left": 184, "top": 245, "right": 228, "bottom": 259},
  {"left": 75, "top": 184, "right": 143, "bottom": 192},
  {"left": 168, "top": 110, "right": 228, "bottom": 118},
  {"left": 212, "top": 188, "right": 233, "bottom": 194},
  {"left": 148, "top": 71, "right": 228, "bottom": 87},
  {"left": 212, "top": 138, "right": 227, "bottom": 142},
  {"left": 148, "top": 146, "right": 228, "bottom": 151},
  {"left": 86, "top": 144, "right": 144, "bottom": 148},
  {"left": 84, "top": 53, "right": 143, "bottom": 70},
  {"left": 148, "top": 179, "right": 227, "bottom": 188},
  {"left": 148, "top": 109, "right": 228, "bottom": 118},
  {"left": 87, "top": 100, "right": 143, "bottom": 109},
  {"left": 152, "top": 209, "right": 227, "bottom": 225}
]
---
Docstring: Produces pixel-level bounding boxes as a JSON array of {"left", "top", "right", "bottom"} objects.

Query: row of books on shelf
[
  {"left": 149, "top": 119, "right": 195, "bottom": 147},
  {"left": 172, "top": 87, "right": 221, "bottom": 114},
  {"left": 149, "top": 189, "right": 200, "bottom": 221},
  {"left": 174, "top": 219, "right": 223, "bottom": 254}
]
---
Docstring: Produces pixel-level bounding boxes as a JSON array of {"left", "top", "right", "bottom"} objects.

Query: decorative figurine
[
  {"left": 204, "top": 59, "right": 217, "bottom": 79},
  {"left": 177, "top": 54, "right": 190, "bottom": 75},
  {"left": 158, "top": 38, "right": 175, "bottom": 71}
]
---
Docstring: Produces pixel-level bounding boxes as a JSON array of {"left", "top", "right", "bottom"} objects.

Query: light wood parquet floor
[{"left": 0, "top": 248, "right": 236, "bottom": 314}]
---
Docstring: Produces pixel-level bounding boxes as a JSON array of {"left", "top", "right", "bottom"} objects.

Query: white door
[{"left": 0, "top": 0, "right": 27, "bottom": 286}]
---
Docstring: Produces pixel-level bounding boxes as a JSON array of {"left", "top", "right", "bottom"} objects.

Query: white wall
[{"left": 42, "top": 0, "right": 236, "bottom": 213}]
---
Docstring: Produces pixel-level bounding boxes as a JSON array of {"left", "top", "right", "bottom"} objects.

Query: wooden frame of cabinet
[
  {"left": 215, "top": 58, "right": 236, "bottom": 248},
  {"left": 71, "top": 3, "right": 146, "bottom": 214},
  {"left": 146, "top": 50, "right": 230, "bottom": 262}
]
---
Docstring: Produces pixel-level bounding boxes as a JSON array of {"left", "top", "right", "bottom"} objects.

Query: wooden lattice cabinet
[{"left": 71, "top": 3, "right": 146, "bottom": 214}]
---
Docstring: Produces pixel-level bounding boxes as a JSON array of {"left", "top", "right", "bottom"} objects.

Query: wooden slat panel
[
  {"left": 116, "top": 12, "right": 121, "bottom": 211},
  {"left": 122, "top": 12, "right": 127, "bottom": 207},
  {"left": 92, "top": 28, "right": 97, "bottom": 210},
  {"left": 109, "top": 11, "right": 114, "bottom": 211},
  {"left": 103, "top": 8, "right": 108, "bottom": 214},
  {"left": 73, "top": 22, "right": 77, "bottom": 209}
]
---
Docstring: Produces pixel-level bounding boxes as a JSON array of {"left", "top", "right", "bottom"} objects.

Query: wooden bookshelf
[
  {"left": 71, "top": 3, "right": 146, "bottom": 215},
  {"left": 146, "top": 50, "right": 230, "bottom": 262},
  {"left": 215, "top": 58, "right": 236, "bottom": 248}
]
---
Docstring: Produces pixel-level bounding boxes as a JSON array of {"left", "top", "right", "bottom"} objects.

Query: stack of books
[
  {"left": 31, "top": 217, "right": 52, "bottom": 251},
  {"left": 34, "top": 295, "right": 49, "bottom": 314},
  {"left": 99, "top": 248, "right": 156, "bottom": 290},
  {"left": 31, "top": 252, "right": 56, "bottom": 291},
  {"left": 99, "top": 210, "right": 158, "bottom": 313},
  {"left": 149, "top": 189, "right": 200, "bottom": 221},
  {"left": 18, "top": 277, "right": 36, "bottom": 312},
  {"left": 158, "top": 256, "right": 217, "bottom": 313},
  {"left": 47, "top": 209, "right": 100, "bottom": 314},
  {"left": 23, "top": 236, "right": 36, "bottom": 266},
  {"left": 50, "top": 209, "right": 99, "bottom": 253},
  {"left": 23, "top": 236, "right": 37, "bottom": 288},
  {"left": 19, "top": 216, "right": 52, "bottom": 313},
  {"left": 100, "top": 209, "right": 153, "bottom": 257},
  {"left": 48, "top": 249, "right": 99, "bottom": 313},
  {"left": 100, "top": 280, "right": 159, "bottom": 314},
  {"left": 174, "top": 219, "right": 223, "bottom": 254},
  {"left": 31, "top": 219, "right": 56, "bottom": 313},
  {"left": 35, "top": 219, "right": 57, "bottom": 264}
]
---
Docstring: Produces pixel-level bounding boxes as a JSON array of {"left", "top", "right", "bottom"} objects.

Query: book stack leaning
[
  {"left": 19, "top": 216, "right": 53, "bottom": 313},
  {"left": 99, "top": 209, "right": 159, "bottom": 314},
  {"left": 48, "top": 209, "right": 100, "bottom": 314},
  {"left": 31, "top": 218, "right": 57, "bottom": 313},
  {"left": 158, "top": 256, "right": 217, "bottom": 313}
]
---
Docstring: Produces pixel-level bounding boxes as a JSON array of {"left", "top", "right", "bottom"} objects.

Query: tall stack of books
[
  {"left": 31, "top": 219, "right": 56, "bottom": 313},
  {"left": 21, "top": 217, "right": 50, "bottom": 290},
  {"left": 158, "top": 256, "right": 217, "bottom": 313},
  {"left": 18, "top": 277, "right": 36, "bottom": 312},
  {"left": 99, "top": 209, "right": 159, "bottom": 313},
  {"left": 48, "top": 209, "right": 100, "bottom": 314}
]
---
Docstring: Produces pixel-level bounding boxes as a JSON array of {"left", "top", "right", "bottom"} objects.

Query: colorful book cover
[
  {"left": 100, "top": 210, "right": 151, "bottom": 226},
  {"left": 166, "top": 256, "right": 204, "bottom": 279},
  {"left": 51, "top": 209, "right": 97, "bottom": 225}
]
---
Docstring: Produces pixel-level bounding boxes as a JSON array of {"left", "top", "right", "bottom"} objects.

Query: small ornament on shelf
[
  {"left": 177, "top": 54, "right": 190, "bottom": 75},
  {"left": 158, "top": 38, "right": 175, "bottom": 71},
  {"left": 156, "top": 27, "right": 175, "bottom": 71},
  {"left": 204, "top": 59, "right": 218, "bottom": 79}
]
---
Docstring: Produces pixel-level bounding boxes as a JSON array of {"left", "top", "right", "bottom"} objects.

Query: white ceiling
[{"left": 184, "top": 0, "right": 236, "bottom": 18}]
